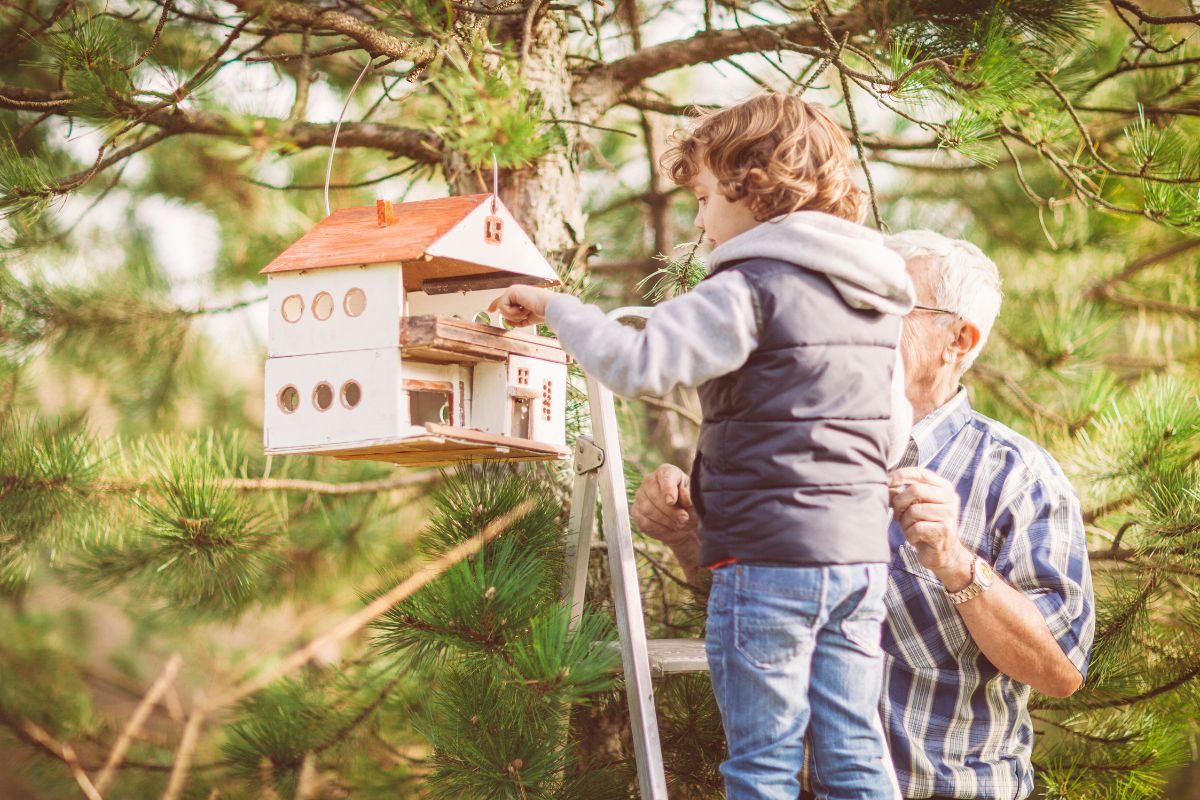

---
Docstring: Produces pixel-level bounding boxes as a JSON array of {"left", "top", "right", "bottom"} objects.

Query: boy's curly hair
[{"left": 660, "top": 93, "right": 868, "bottom": 224}]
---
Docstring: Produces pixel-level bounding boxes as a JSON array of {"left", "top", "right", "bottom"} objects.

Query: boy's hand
[{"left": 487, "top": 285, "right": 556, "bottom": 327}]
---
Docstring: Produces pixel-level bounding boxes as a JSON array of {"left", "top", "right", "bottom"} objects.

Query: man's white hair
[{"left": 886, "top": 229, "right": 1003, "bottom": 377}]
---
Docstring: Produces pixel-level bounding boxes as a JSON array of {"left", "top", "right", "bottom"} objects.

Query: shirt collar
[{"left": 908, "top": 386, "right": 973, "bottom": 467}]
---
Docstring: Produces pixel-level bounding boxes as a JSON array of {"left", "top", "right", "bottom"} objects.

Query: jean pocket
[
  {"left": 733, "top": 590, "right": 818, "bottom": 669},
  {"left": 841, "top": 565, "right": 887, "bottom": 652}
]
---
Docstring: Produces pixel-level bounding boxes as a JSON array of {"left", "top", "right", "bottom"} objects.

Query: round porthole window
[
  {"left": 312, "top": 291, "right": 334, "bottom": 321},
  {"left": 340, "top": 380, "right": 362, "bottom": 409},
  {"left": 313, "top": 382, "right": 334, "bottom": 411},
  {"left": 473, "top": 310, "right": 492, "bottom": 326},
  {"left": 281, "top": 294, "right": 304, "bottom": 323},
  {"left": 277, "top": 385, "right": 300, "bottom": 414},
  {"left": 344, "top": 288, "right": 366, "bottom": 317}
]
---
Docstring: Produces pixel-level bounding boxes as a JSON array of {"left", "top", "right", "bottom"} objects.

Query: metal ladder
[{"left": 562, "top": 307, "right": 709, "bottom": 800}]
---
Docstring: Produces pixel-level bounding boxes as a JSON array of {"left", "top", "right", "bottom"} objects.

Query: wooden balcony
[{"left": 400, "top": 315, "right": 567, "bottom": 365}]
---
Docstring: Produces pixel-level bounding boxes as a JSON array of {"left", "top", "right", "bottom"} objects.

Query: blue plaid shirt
[{"left": 881, "top": 388, "right": 1095, "bottom": 799}]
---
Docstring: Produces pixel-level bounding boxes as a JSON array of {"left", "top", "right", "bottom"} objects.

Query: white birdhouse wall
[
  {"left": 424, "top": 198, "right": 545, "bottom": 276},
  {"left": 267, "top": 265, "right": 401, "bottom": 358},
  {"left": 265, "top": 351, "right": 475, "bottom": 452},
  {"left": 505, "top": 356, "right": 567, "bottom": 446},
  {"left": 265, "top": 348, "right": 403, "bottom": 451}
]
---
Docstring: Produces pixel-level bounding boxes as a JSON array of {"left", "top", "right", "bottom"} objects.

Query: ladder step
[{"left": 605, "top": 638, "right": 709, "bottom": 677}]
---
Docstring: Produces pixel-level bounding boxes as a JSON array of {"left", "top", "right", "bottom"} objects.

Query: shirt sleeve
[
  {"left": 992, "top": 475, "right": 1096, "bottom": 679},
  {"left": 542, "top": 270, "right": 760, "bottom": 399}
]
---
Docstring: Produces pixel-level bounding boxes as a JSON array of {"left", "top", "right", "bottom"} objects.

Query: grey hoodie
[{"left": 544, "top": 211, "right": 916, "bottom": 464}]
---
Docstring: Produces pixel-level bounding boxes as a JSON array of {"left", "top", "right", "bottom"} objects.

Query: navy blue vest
[{"left": 692, "top": 258, "right": 901, "bottom": 566}]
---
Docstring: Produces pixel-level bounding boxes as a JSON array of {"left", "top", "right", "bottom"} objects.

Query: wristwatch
[{"left": 944, "top": 556, "right": 995, "bottom": 605}]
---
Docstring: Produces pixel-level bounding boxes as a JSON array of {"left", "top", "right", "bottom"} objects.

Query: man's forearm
[
  {"left": 937, "top": 553, "right": 1082, "bottom": 697},
  {"left": 664, "top": 532, "right": 703, "bottom": 587}
]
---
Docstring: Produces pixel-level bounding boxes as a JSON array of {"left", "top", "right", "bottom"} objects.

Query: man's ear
[{"left": 950, "top": 320, "right": 981, "bottom": 365}]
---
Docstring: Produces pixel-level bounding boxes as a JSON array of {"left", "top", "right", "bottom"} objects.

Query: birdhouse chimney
[{"left": 375, "top": 199, "right": 395, "bottom": 228}]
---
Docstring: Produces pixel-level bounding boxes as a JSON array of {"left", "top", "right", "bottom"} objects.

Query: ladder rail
[
  {"left": 586, "top": 372, "right": 670, "bottom": 800},
  {"left": 561, "top": 306, "right": 678, "bottom": 800}
]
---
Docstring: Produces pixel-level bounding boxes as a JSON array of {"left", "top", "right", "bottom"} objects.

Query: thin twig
[
  {"left": 96, "top": 654, "right": 183, "bottom": 793},
  {"left": 19, "top": 720, "right": 103, "bottom": 800},
  {"left": 161, "top": 705, "right": 206, "bottom": 800},
  {"left": 122, "top": 0, "right": 172, "bottom": 72}
]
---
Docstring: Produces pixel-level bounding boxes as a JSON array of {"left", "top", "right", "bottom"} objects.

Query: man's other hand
[{"left": 632, "top": 464, "right": 699, "bottom": 544}]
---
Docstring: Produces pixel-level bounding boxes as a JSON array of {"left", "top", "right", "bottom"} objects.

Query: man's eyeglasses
[{"left": 910, "top": 304, "right": 958, "bottom": 317}]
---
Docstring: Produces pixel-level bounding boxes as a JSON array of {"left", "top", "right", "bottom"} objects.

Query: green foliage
[
  {"left": 70, "top": 435, "right": 277, "bottom": 618},
  {"left": 425, "top": 45, "right": 561, "bottom": 170},
  {"left": 372, "top": 464, "right": 618, "bottom": 798},
  {"left": 0, "top": 414, "right": 100, "bottom": 591},
  {"left": 638, "top": 237, "right": 707, "bottom": 303}
]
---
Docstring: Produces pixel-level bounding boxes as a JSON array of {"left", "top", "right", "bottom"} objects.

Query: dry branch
[{"left": 96, "top": 654, "right": 183, "bottom": 793}]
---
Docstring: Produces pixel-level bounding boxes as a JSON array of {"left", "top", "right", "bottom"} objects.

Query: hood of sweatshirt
[{"left": 705, "top": 211, "right": 915, "bottom": 316}]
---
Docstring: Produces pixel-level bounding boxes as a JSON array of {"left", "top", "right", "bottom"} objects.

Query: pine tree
[{"left": 3, "top": 0, "right": 1200, "bottom": 797}]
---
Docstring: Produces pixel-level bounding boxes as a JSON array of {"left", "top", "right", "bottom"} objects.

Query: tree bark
[{"left": 445, "top": 9, "right": 585, "bottom": 268}]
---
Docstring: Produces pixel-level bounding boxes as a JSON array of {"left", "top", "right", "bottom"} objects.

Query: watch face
[{"left": 976, "top": 559, "right": 996, "bottom": 587}]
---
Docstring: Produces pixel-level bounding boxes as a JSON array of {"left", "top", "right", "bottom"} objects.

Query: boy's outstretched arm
[{"left": 492, "top": 271, "right": 760, "bottom": 399}]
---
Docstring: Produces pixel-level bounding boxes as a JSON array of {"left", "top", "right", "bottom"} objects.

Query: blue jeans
[{"left": 706, "top": 563, "right": 899, "bottom": 800}]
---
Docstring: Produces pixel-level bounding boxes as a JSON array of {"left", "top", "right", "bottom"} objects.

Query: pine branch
[
  {"left": 1087, "top": 239, "right": 1200, "bottom": 298},
  {"left": 10, "top": 717, "right": 103, "bottom": 800},
  {"left": 1109, "top": 1, "right": 1200, "bottom": 25},
  {"left": 95, "top": 653, "right": 183, "bottom": 793},
  {"left": 226, "top": 0, "right": 438, "bottom": 64},
  {"left": 571, "top": 8, "right": 864, "bottom": 116},
  {"left": 161, "top": 705, "right": 206, "bottom": 800},
  {"left": 217, "top": 498, "right": 536, "bottom": 708},
  {"left": 121, "top": 0, "right": 173, "bottom": 72}
]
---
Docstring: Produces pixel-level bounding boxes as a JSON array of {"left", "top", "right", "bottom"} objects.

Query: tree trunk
[{"left": 445, "top": 9, "right": 585, "bottom": 268}]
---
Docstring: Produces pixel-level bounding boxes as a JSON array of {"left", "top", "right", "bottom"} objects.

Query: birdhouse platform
[{"left": 259, "top": 193, "right": 571, "bottom": 468}]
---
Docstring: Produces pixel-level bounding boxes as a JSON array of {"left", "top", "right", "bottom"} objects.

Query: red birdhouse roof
[{"left": 258, "top": 194, "right": 560, "bottom": 288}]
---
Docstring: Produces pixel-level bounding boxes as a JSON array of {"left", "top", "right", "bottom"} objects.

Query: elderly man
[{"left": 632, "top": 230, "right": 1095, "bottom": 800}]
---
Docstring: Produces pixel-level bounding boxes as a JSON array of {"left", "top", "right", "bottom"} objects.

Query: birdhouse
[{"left": 260, "top": 193, "right": 570, "bottom": 467}]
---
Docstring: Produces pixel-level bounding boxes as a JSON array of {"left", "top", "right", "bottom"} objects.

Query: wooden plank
[
  {"left": 423, "top": 423, "right": 570, "bottom": 456},
  {"left": 399, "top": 344, "right": 500, "bottom": 365},
  {"left": 401, "top": 315, "right": 567, "bottom": 364},
  {"left": 646, "top": 639, "right": 709, "bottom": 676},
  {"left": 404, "top": 379, "right": 453, "bottom": 392}
]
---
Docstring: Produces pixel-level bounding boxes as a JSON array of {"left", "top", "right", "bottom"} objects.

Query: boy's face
[{"left": 691, "top": 160, "right": 760, "bottom": 247}]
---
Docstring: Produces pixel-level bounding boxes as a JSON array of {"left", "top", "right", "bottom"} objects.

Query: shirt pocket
[{"left": 883, "top": 545, "right": 976, "bottom": 670}]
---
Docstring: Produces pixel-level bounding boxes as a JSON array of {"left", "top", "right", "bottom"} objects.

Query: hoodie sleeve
[{"left": 543, "top": 270, "right": 760, "bottom": 399}]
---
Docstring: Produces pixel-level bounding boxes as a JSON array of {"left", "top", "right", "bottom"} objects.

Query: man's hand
[
  {"left": 889, "top": 466, "right": 973, "bottom": 590},
  {"left": 487, "top": 285, "right": 556, "bottom": 327},
  {"left": 632, "top": 464, "right": 698, "bottom": 545}
]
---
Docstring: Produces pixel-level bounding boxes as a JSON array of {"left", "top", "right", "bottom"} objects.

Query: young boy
[{"left": 489, "top": 93, "right": 912, "bottom": 799}]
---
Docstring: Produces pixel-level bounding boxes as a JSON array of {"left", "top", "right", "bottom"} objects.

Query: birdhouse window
[
  {"left": 277, "top": 385, "right": 300, "bottom": 414},
  {"left": 511, "top": 396, "right": 531, "bottom": 439},
  {"left": 340, "top": 380, "right": 362, "bottom": 409},
  {"left": 343, "top": 288, "right": 366, "bottom": 317},
  {"left": 473, "top": 310, "right": 492, "bottom": 326},
  {"left": 542, "top": 379, "right": 553, "bottom": 421},
  {"left": 281, "top": 295, "right": 304, "bottom": 323},
  {"left": 313, "top": 382, "right": 335, "bottom": 411},
  {"left": 484, "top": 215, "right": 504, "bottom": 244},
  {"left": 406, "top": 380, "right": 453, "bottom": 426},
  {"left": 517, "top": 368, "right": 530, "bottom": 386},
  {"left": 312, "top": 291, "right": 334, "bottom": 321}
]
